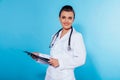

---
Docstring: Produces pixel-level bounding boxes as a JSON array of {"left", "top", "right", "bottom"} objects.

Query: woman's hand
[{"left": 48, "top": 58, "right": 59, "bottom": 68}]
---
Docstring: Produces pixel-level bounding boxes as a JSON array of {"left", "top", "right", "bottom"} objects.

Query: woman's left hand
[{"left": 48, "top": 58, "right": 59, "bottom": 68}]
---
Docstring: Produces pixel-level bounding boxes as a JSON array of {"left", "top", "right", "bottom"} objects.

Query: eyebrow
[{"left": 61, "top": 16, "right": 73, "bottom": 18}]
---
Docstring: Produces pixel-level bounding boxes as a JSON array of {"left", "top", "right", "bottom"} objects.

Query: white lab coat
[{"left": 45, "top": 28, "right": 86, "bottom": 80}]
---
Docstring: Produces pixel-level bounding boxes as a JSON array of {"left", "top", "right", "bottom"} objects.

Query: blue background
[{"left": 0, "top": 0, "right": 120, "bottom": 80}]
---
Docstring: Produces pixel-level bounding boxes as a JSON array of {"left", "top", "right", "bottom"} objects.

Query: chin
[{"left": 63, "top": 27, "right": 71, "bottom": 30}]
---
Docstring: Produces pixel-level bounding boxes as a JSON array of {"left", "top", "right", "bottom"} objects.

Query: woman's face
[{"left": 59, "top": 11, "right": 74, "bottom": 30}]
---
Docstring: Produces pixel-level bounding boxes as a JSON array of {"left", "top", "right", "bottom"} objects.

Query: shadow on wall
[
  {"left": 73, "top": 24, "right": 101, "bottom": 80},
  {"left": 35, "top": 53, "right": 101, "bottom": 80},
  {"left": 75, "top": 51, "right": 101, "bottom": 80}
]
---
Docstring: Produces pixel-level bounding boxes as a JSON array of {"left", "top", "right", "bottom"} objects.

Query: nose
[{"left": 65, "top": 18, "right": 69, "bottom": 22}]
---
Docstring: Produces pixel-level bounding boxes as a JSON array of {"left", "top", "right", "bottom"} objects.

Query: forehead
[{"left": 60, "top": 11, "right": 74, "bottom": 17}]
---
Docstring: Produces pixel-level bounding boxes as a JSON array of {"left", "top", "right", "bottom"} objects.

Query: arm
[{"left": 58, "top": 33, "right": 86, "bottom": 70}]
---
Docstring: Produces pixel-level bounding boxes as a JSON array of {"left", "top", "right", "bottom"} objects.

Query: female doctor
[{"left": 33, "top": 5, "right": 86, "bottom": 80}]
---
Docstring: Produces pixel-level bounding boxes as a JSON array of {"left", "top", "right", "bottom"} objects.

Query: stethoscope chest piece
[{"left": 67, "top": 45, "right": 72, "bottom": 51}]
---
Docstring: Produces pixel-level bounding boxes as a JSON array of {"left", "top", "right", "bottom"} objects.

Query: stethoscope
[{"left": 49, "top": 27, "right": 73, "bottom": 51}]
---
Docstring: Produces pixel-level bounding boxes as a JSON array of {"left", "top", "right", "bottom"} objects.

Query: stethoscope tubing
[{"left": 49, "top": 27, "right": 73, "bottom": 51}]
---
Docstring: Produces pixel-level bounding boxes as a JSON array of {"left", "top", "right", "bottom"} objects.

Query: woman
[{"left": 33, "top": 5, "right": 86, "bottom": 80}]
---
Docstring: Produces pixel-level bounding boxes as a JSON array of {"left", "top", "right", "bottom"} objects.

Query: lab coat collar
[{"left": 58, "top": 28, "right": 75, "bottom": 41}]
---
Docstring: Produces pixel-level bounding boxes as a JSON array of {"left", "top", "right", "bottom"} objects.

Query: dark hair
[{"left": 59, "top": 5, "right": 75, "bottom": 19}]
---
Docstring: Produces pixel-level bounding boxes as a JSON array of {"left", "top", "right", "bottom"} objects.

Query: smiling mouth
[{"left": 63, "top": 23, "right": 69, "bottom": 26}]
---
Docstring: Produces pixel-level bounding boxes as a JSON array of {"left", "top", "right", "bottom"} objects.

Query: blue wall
[{"left": 0, "top": 0, "right": 120, "bottom": 80}]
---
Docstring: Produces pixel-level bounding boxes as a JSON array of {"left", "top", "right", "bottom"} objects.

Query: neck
[{"left": 60, "top": 28, "right": 71, "bottom": 38}]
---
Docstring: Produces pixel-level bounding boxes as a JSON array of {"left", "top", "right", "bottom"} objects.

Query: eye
[
  {"left": 68, "top": 17, "right": 73, "bottom": 20},
  {"left": 62, "top": 16, "right": 66, "bottom": 19}
]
